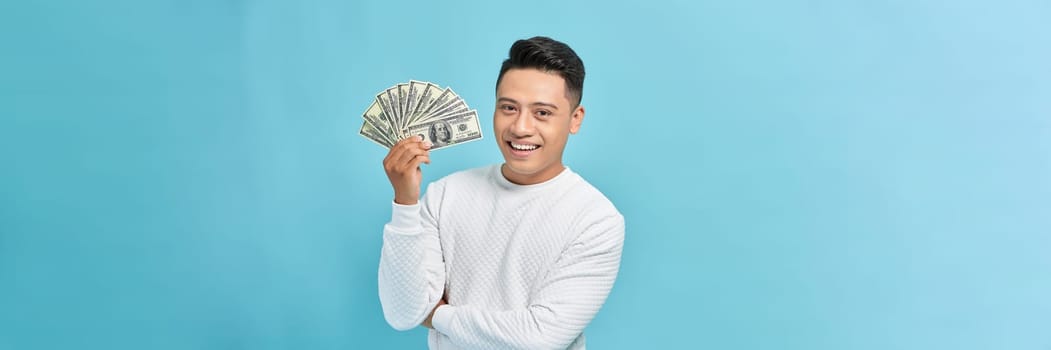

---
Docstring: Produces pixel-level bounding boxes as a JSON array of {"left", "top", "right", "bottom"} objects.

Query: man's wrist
[
  {"left": 393, "top": 195, "right": 418, "bottom": 205},
  {"left": 388, "top": 201, "right": 422, "bottom": 233},
  {"left": 422, "top": 299, "right": 447, "bottom": 329},
  {"left": 430, "top": 304, "right": 454, "bottom": 333}
]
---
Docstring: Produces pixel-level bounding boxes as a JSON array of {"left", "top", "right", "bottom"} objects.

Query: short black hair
[{"left": 496, "top": 36, "right": 585, "bottom": 107}]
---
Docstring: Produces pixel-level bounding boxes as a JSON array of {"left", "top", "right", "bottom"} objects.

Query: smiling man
[{"left": 378, "top": 36, "right": 624, "bottom": 349}]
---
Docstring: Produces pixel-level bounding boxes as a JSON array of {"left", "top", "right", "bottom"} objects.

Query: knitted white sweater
[{"left": 378, "top": 165, "right": 624, "bottom": 349}]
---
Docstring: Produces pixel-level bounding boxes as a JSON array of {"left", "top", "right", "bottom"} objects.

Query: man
[{"left": 378, "top": 36, "right": 624, "bottom": 349}]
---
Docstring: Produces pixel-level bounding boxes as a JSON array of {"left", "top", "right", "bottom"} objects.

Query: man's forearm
[
  {"left": 377, "top": 201, "right": 447, "bottom": 331},
  {"left": 429, "top": 303, "right": 588, "bottom": 349}
]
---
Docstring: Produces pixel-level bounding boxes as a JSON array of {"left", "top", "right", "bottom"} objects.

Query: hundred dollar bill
[
  {"left": 359, "top": 117, "right": 393, "bottom": 148},
  {"left": 402, "top": 109, "right": 482, "bottom": 150},
  {"left": 424, "top": 88, "right": 467, "bottom": 121},
  {"left": 422, "top": 97, "right": 469, "bottom": 124},
  {"left": 415, "top": 88, "right": 458, "bottom": 125},
  {"left": 396, "top": 83, "right": 410, "bottom": 134},
  {"left": 376, "top": 88, "right": 400, "bottom": 133},
  {"left": 405, "top": 80, "right": 428, "bottom": 126},
  {"left": 408, "top": 83, "right": 443, "bottom": 126},
  {"left": 361, "top": 101, "right": 398, "bottom": 146}
]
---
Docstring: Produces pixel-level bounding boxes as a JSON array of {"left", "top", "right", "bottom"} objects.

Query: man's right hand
[{"left": 383, "top": 135, "right": 432, "bottom": 205}]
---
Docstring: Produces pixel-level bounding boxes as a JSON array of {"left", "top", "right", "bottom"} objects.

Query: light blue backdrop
[{"left": 2, "top": 0, "right": 1049, "bottom": 349}]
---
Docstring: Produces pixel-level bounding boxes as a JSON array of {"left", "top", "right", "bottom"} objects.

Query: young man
[{"left": 378, "top": 36, "right": 624, "bottom": 349}]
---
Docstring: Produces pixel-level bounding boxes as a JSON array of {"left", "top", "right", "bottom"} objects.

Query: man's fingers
[
  {"left": 383, "top": 139, "right": 409, "bottom": 166},
  {"left": 411, "top": 155, "right": 431, "bottom": 168},
  {"left": 397, "top": 152, "right": 429, "bottom": 172},
  {"left": 384, "top": 136, "right": 424, "bottom": 169},
  {"left": 388, "top": 135, "right": 421, "bottom": 157},
  {"left": 395, "top": 145, "right": 430, "bottom": 168},
  {"left": 394, "top": 135, "right": 423, "bottom": 148}
]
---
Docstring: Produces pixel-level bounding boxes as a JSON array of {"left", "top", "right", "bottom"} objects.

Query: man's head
[
  {"left": 494, "top": 36, "right": 586, "bottom": 185},
  {"left": 496, "top": 36, "right": 585, "bottom": 108}
]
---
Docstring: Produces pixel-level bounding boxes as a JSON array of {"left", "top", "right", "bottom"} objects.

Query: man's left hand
[{"left": 422, "top": 294, "right": 448, "bottom": 329}]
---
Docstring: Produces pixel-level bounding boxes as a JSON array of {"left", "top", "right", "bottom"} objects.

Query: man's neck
[{"left": 500, "top": 163, "right": 566, "bottom": 186}]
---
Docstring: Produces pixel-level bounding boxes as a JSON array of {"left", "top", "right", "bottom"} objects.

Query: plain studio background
[{"left": 1, "top": 0, "right": 1049, "bottom": 349}]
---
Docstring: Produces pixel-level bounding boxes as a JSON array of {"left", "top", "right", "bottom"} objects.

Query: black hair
[{"left": 496, "top": 36, "right": 585, "bottom": 107}]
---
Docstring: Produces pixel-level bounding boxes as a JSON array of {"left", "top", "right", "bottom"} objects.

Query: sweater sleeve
[
  {"left": 377, "top": 181, "right": 447, "bottom": 331},
  {"left": 431, "top": 213, "right": 624, "bottom": 349}
]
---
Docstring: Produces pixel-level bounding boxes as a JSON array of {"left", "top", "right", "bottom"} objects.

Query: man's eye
[
  {"left": 536, "top": 110, "right": 551, "bottom": 117},
  {"left": 501, "top": 105, "right": 517, "bottom": 112}
]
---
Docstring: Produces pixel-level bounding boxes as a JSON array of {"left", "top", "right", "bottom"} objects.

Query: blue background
[{"left": 2, "top": 0, "right": 1049, "bottom": 349}]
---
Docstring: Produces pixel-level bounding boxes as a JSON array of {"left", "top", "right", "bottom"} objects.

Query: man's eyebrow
[
  {"left": 530, "top": 101, "right": 559, "bottom": 110},
  {"left": 497, "top": 97, "right": 559, "bottom": 110}
]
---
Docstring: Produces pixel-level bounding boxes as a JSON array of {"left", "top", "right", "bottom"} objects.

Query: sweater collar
[{"left": 492, "top": 164, "right": 573, "bottom": 191}]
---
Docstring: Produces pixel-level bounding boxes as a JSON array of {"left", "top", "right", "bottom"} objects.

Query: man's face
[
  {"left": 434, "top": 122, "right": 451, "bottom": 141},
  {"left": 494, "top": 68, "right": 584, "bottom": 185}
]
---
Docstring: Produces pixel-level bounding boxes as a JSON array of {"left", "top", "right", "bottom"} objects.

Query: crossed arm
[{"left": 378, "top": 182, "right": 624, "bottom": 349}]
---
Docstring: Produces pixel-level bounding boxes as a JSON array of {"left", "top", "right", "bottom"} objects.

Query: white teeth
[{"left": 510, "top": 142, "right": 538, "bottom": 151}]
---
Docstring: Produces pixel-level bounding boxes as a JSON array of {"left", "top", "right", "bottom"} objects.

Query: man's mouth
[{"left": 507, "top": 141, "right": 540, "bottom": 156}]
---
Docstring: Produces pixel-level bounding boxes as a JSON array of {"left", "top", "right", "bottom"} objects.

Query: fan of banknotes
[{"left": 358, "top": 80, "right": 482, "bottom": 150}]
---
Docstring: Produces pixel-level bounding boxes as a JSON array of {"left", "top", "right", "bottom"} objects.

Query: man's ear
[{"left": 569, "top": 105, "right": 585, "bottom": 134}]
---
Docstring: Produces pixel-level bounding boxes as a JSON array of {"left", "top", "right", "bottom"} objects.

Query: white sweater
[{"left": 378, "top": 165, "right": 624, "bottom": 349}]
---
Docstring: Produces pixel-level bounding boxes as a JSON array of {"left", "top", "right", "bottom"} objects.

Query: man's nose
[{"left": 511, "top": 112, "right": 534, "bottom": 135}]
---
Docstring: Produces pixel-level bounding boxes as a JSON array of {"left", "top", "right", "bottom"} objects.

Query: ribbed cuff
[
  {"left": 386, "top": 201, "right": 422, "bottom": 234},
  {"left": 431, "top": 304, "right": 455, "bottom": 334}
]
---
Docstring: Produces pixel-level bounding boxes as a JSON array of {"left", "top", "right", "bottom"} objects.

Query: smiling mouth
[{"left": 508, "top": 141, "right": 540, "bottom": 153}]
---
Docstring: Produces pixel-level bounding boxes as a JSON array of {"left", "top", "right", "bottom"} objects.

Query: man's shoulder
[
  {"left": 561, "top": 171, "right": 625, "bottom": 242},
  {"left": 564, "top": 169, "right": 623, "bottom": 219}
]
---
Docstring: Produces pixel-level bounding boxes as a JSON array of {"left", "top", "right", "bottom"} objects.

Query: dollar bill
[
  {"left": 376, "top": 88, "right": 400, "bottom": 133},
  {"left": 361, "top": 100, "right": 398, "bottom": 146},
  {"left": 416, "top": 88, "right": 458, "bottom": 123},
  {"left": 359, "top": 117, "right": 393, "bottom": 148},
  {"left": 408, "top": 83, "right": 443, "bottom": 126},
  {"left": 405, "top": 80, "right": 428, "bottom": 125},
  {"left": 422, "top": 98, "right": 469, "bottom": 124},
  {"left": 402, "top": 109, "right": 483, "bottom": 150},
  {"left": 396, "top": 83, "right": 410, "bottom": 134}
]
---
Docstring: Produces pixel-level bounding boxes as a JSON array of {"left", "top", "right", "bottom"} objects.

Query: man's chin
[{"left": 501, "top": 161, "right": 535, "bottom": 175}]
